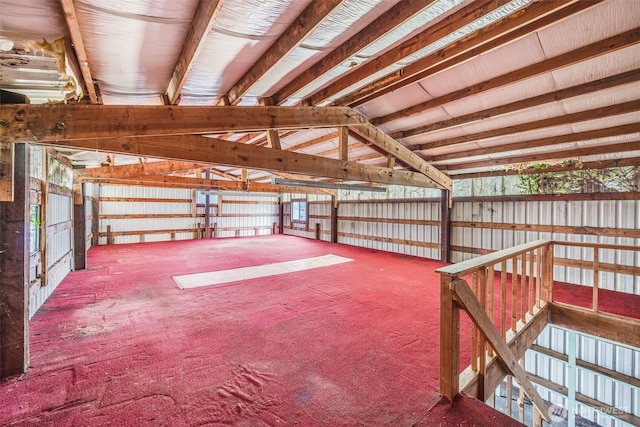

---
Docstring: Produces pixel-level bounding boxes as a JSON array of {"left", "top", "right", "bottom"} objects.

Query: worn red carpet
[{"left": 1, "top": 236, "right": 523, "bottom": 425}]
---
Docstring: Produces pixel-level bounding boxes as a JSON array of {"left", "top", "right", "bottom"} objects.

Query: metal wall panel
[
  {"left": 451, "top": 199, "right": 640, "bottom": 294},
  {"left": 528, "top": 324, "right": 640, "bottom": 426}
]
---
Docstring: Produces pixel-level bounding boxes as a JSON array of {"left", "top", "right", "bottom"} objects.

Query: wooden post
[
  {"left": 272, "top": 222, "right": 277, "bottom": 235},
  {"left": 440, "top": 274, "right": 460, "bottom": 400},
  {"left": 315, "top": 223, "right": 321, "bottom": 240},
  {"left": 106, "top": 224, "right": 113, "bottom": 245},
  {"left": 213, "top": 222, "right": 218, "bottom": 238},
  {"left": 278, "top": 199, "right": 284, "bottom": 234},
  {"left": 204, "top": 169, "right": 210, "bottom": 238},
  {"left": 91, "top": 186, "right": 99, "bottom": 247},
  {"left": 440, "top": 189, "right": 451, "bottom": 263},
  {"left": 0, "top": 142, "right": 14, "bottom": 201},
  {"left": 0, "top": 143, "right": 29, "bottom": 378},
  {"left": 330, "top": 195, "right": 338, "bottom": 243},
  {"left": 73, "top": 182, "right": 86, "bottom": 270}
]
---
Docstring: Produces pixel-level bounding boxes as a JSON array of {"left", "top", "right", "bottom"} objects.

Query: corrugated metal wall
[
  {"left": 283, "top": 194, "right": 333, "bottom": 241},
  {"left": 208, "top": 194, "right": 279, "bottom": 238},
  {"left": 98, "top": 185, "right": 279, "bottom": 244},
  {"left": 527, "top": 325, "right": 640, "bottom": 427},
  {"left": 30, "top": 184, "right": 73, "bottom": 317},
  {"left": 451, "top": 199, "right": 640, "bottom": 294},
  {"left": 337, "top": 199, "right": 441, "bottom": 259}
]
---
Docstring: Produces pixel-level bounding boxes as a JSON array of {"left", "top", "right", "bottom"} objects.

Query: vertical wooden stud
[{"left": 440, "top": 274, "right": 460, "bottom": 400}]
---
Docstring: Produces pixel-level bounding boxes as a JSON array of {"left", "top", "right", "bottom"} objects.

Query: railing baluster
[
  {"left": 520, "top": 254, "right": 527, "bottom": 323},
  {"left": 528, "top": 249, "right": 535, "bottom": 315},
  {"left": 536, "top": 248, "right": 542, "bottom": 308},
  {"left": 511, "top": 256, "right": 517, "bottom": 332},
  {"left": 471, "top": 272, "right": 478, "bottom": 372},
  {"left": 478, "top": 268, "right": 487, "bottom": 400},
  {"left": 501, "top": 261, "right": 507, "bottom": 339},
  {"left": 487, "top": 264, "right": 494, "bottom": 357},
  {"left": 593, "top": 246, "right": 599, "bottom": 312}
]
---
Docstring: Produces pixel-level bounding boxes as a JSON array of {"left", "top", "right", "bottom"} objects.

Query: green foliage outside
[{"left": 517, "top": 163, "right": 640, "bottom": 194}]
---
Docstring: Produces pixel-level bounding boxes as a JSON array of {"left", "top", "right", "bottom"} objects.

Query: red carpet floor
[{"left": 1, "top": 236, "right": 525, "bottom": 426}]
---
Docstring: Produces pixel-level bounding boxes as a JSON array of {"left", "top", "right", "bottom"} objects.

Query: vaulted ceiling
[{"left": 1, "top": 0, "right": 638, "bottom": 190}]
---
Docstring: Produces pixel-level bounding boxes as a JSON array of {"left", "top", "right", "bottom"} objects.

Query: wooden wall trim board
[
  {"left": 100, "top": 197, "right": 191, "bottom": 203},
  {"left": 47, "top": 221, "right": 73, "bottom": 235},
  {"left": 452, "top": 221, "right": 640, "bottom": 239},
  {"left": 337, "top": 232, "right": 440, "bottom": 250},
  {"left": 549, "top": 302, "right": 640, "bottom": 349},
  {"left": 48, "top": 183, "right": 72, "bottom": 197},
  {"left": 453, "top": 192, "right": 640, "bottom": 202},
  {"left": 530, "top": 344, "right": 640, "bottom": 390}
]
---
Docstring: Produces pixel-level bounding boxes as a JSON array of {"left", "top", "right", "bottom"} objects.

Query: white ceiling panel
[
  {"left": 416, "top": 33, "right": 545, "bottom": 98},
  {"left": 551, "top": 44, "right": 640, "bottom": 90},
  {"left": 536, "top": 0, "right": 640, "bottom": 58},
  {"left": 570, "top": 112, "right": 640, "bottom": 133},
  {"left": 441, "top": 74, "right": 557, "bottom": 118},
  {"left": 380, "top": 106, "right": 451, "bottom": 134},
  {"left": 355, "top": 82, "right": 432, "bottom": 119},
  {"left": 559, "top": 84, "right": 640, "bottom": 114}
]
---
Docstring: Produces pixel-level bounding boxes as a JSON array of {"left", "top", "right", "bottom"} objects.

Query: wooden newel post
[{"left": 440, "top": 274, "right": 460, "bottom": 400}]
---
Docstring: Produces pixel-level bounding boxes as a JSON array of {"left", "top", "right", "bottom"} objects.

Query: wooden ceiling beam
[
  {"left": 350, "top": 123, "right": 452, "bottom": 189},
  {"left": 165, "top": 0, "right": 223, "bottom": 105},
  {"left": 82, "top": 175, "right": 330, "bottom": 194},
  {"left": 400, "top": 69, "right": 640, "bottom": 140},
  {"left": 304, "top": 0, "right": 512, "bottom": 106},
  {"left": 40, "top": 134, "right": 440, "bottom": 188},
  {"left": 0, "top": 105, "right": 366, "bottom": 142},
  {"left": 440, "top": 141, "right": 640, "bottom": 172},
  {"left": 425, "top": 122, "right": 640, "bottom": 162},
  {"left": 75, "top": 160, "right": 241, "bottom": 181},
  {"left": 271, "top": 0, "right": 437, "bottom": 105},
  {"left": 338, "top": 0, "right": 591, "bottom": 107},
  {"left": 224, "top": 0, "right": 345, "bottom": 105},
  {"left": 60, "top": 0, "right": 100, "bottom": 104},
  {"left": 411, "top": 100, "right": 640, "bottom": 152},
  {"left": 378, "top": 27, "right": 640, "bottom": 127}
]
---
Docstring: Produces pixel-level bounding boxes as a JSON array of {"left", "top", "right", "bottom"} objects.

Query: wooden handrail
[{"left": 436, "top": 239, "right": 550, "bottom": 277}]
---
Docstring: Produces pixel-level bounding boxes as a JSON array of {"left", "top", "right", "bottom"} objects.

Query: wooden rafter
[
  {"left": 0, "top": 105, "right": 366, "bottom": 142},
  {"left": 440, "top": 141, "right": 640, "bottom": 172},
  {"left": 350, "top": 123, "right": 451, "bottom": 189},
  {"left": 410, "top": 100, "right": 640, "bottom": 152},
  {"left": 338, "top": 126, "right": 349, "bottom": 161},
  {"left": 60, "top": 0, "right": 100, "bottom": 103},
  {"left": 224, "top": 0, "right": 345, "bottom": 105},
  {"left": 400, "top": 69, "right": 640, "bottom": 140},
  {"left": 40, "top": 134, "right": 441, "bottom": 188},
  {"left": 337, "top": 0, "right": 592, "bottom": 107},
  {"left": 271, "top": 0, "right": 437, "bottom": 105},
  {"left": 165, "top": 0, "right": 223, "bottom": 105},
  {"left": 378, "top": 27, "right": 640, "bottom": 127},
  {"left": 425, "top": 123, "right": 640, "bottom": 163},
  {"left": 304, "top": 0, "right": 512, "bottom": 106}
]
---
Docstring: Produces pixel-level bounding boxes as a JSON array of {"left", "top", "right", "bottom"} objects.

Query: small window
[
  {"left": 196, "top": 190, "right": 219, "bottom": 205},
  {"left": 291, "top": 199, "right": 307, "bottom": 224},
  {"left": 29, "top": 205, "right": 41, "bottom": 255}
]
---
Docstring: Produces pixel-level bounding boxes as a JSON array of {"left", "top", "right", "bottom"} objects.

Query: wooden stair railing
[{"left": 437, "top": 239, "right": 554, "bottom": 424}]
